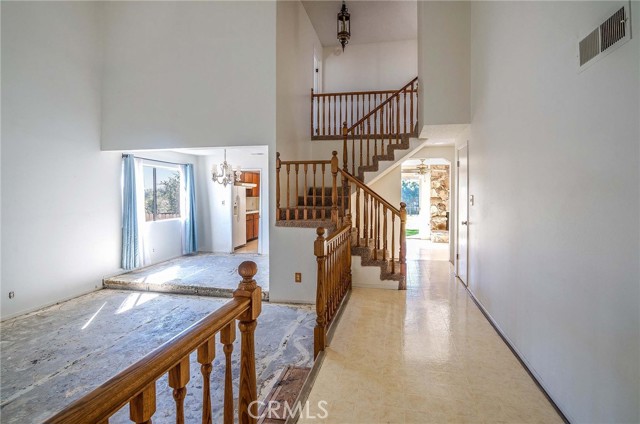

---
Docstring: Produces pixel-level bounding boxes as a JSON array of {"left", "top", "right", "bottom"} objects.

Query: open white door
[{"left": 457, "top": 145, "right": 469, "bottom": 285}]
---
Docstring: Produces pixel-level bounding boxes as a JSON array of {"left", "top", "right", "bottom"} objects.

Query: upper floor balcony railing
[{"left": 311, "top": 82, "right": 418, "bottom": 140}]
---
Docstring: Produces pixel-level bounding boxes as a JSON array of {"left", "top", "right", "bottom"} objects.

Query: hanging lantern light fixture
[
  {"left": 337, "top": 1, "right": 351, "bottom": 51},
  {"left": 416, "top": 159, "right": 430, "bottom": 181},
  {"left": 211, "top": 149, "right": 241, "bottom": 187}
]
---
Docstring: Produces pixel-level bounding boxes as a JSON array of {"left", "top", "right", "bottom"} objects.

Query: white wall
[
  {"left": 468, "top": 2, "right": 639, "bottom": 422},
  {"left": 270, "top": 1, "right": 323, "bottom": 304},
  {"left": 417, "top": 1, "right": 470, "bottom": 128},
  {"left": 1, "top": 2, "right": 122, "bottom": 319},
  {"left": 101, "top": 1, "right": 276, "bottom": 151},
  {"left": 323, "top": 39, "right": 417, "bottom": 93},
  {"left": 276, "top": 0, "right": 323, "bottom": 160}
]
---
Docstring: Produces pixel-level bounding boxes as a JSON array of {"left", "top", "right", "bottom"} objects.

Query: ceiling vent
[{"left": 578, "top": 3, "right": 631, "bottom": 71}]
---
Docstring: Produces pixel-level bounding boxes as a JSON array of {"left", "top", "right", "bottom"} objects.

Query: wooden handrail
[
  {"left": 46, "top": 262, "right": 262, "bottom": 424},
  {"left": 314, "top": 223, "right": 352, "bottom": 357},
  {"left": 313, "top": 88, "right": 417, "bottom": 98},
  {"left": 339, "top": 168, "right": 400, "bottom": 216},
  {"left": 347, "top": 77, "right": 418, "bottom": 133}
]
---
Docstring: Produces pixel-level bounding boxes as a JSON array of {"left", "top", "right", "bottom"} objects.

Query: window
[{"left": 143, "top": 165, "right": 181, "bottom": 221}]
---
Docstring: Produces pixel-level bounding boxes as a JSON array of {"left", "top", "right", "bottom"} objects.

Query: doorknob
[{"left": 461, "top": 221, "right": 468, "bottom": 225}]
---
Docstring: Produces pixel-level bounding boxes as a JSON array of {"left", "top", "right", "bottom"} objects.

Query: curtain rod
[{"left": 122, "top": 154, "right": 190, "bottom": 167}]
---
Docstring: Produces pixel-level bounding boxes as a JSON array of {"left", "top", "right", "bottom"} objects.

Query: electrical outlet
[
  {"left": 8, "top": 291, "right": 15, "bottom": 299},
  {"left": 295, "top": 273, "right": 302, "bottom": 283}
]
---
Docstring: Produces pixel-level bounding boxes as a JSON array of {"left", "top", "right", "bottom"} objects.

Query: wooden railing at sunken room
[
  {"left": 313, "top": 222, "right": 352, "bottom": 357},
  {"left": 45, "top": 262, "right": 262, "bottom": 424},
  {"left": 311, "top": 80, "right": 418, "bottom": 140},
  {"left": 341, "top": 77, "right": 418, "bottom": 177}
]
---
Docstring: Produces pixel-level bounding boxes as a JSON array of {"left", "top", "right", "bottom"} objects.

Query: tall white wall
[
  {"left": 323, "top": 39, "right": 417, "bottom": 93},
  {"left": 1, "top": 2, "right": 122, "bottom": 319},
  {"left": 271, "top": 1, "right": 324, "bottom": 304},
  {"left": 101, "top": 1, "right": 276, "bottom": 151},
  {"left": 417, "top": 1, "right": 470, "bottom": 128},
  {"left": 468, "top": 2, "right": 639, "bottom": 422}
]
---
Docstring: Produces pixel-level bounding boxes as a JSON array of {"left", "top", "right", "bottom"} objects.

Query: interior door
[{"left": 457, "top": 145, "right": 469, "bottom": 285}]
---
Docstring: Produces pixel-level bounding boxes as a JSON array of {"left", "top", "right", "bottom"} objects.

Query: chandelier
[
  {"left": 337, "top": 1, "right": 351, "bottom": 51},
  {"left": 416, "top": 159, "right": 429, "bottom": 181},
  {"left": 211, "top": 149, "right": 241, "bottom": 187}
]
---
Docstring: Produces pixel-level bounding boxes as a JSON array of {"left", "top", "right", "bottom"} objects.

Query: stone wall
[{"left": 430, "top": 165, "right": 450, "bottom": 243}]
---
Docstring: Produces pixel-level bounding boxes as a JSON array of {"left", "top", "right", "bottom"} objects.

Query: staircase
[{"left": 277, "top": 77, "right": 419, "bottom": 289}]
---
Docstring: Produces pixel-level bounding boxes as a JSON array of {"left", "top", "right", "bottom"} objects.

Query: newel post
[
  {"left": 234, "top": 261, "right": 262, "bottom": 424},
  {"left": 399, "top": 203, "right": 407, "bottom": 290},
  {"left": 330, "top": 151, "right": 339, "bottom": 225},
  {"left": 276, "top": 152, "right": 281, "bottom": 222},
  {"left": 314, "top": 227, "right": 327, "bottom": 358}
]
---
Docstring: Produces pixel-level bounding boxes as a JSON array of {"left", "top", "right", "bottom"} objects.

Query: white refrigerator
[{"left": 232, "top": 185, "right": 247, "bottom": 249}]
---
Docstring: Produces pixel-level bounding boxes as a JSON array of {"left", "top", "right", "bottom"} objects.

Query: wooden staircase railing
[
  {"left": 311, "top": 86, "right": 417, "bottom": 140},
  {"left": 339, "top": 169, "right": 407, "bottom": 288},
  {"left": 45, "top": 262, "right": 262, "bottom": 424},
  {"left": 313, "top": 223, "right": 352, "bottom": 357},
  {"left": 342, "top": 77, "right": 418, "bottom": 178}
]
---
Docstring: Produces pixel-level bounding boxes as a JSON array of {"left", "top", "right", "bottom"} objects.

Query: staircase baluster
[
  {"left": 294, "top": 164, "right": 299, "bottom": 220},
  {"left": 399, "top": 203, "right": 407, "bottom": 289},
  {"left": 322, "top": 96, "right": 326, "bottom": 136},
  {"left": 355, "top": 187, "right": 360, "bottom": 246},
  {"left": 373, "top": 201, "right": 378, "bottom": 261},
  {"left": 286, "top": 164, "right": 291, "bottom": 220},
  {"left": 221, "top": 322, "right": 236, "bottom": 424},
  {"left": 396, "top": 95, "right": 400, "bottom": 145},
  {"left": 410, "top": 82, "right": 414, "bottom": 134},
  {"left": 197, "top": 337, "right": 215, "bottom": 424},
  {"left": 333, "top": 95, "right": 337, "bottom": 135},
  {"left": 383, "top": 206, "right": 388, "bottom": 261},
  {"left": 317, "top": 94, "right": 320, "bottom": 136},
  {"left": 310, "top": 88, "right": 314, "bottom": 138},
  {"left": 358, "top": 126, "right": 363, "bottom": 175},
  {"left": 321, "top": 163, "right": 326, "bottom": 219},
  {"left": 303, "top": 164, "right": 308, "bottom": 220},
  {"left": 374, "top": 93, "right": 378, "bottom": 140},
  {"left": 331, "top": 152, "right": 338, "bottom": 224},
  {"left": 370, "top": 196, "right": 374, "bottom": 242},
  {"left": 129, "top": 382, "right": 156, "bottom": 424},
  {"left": 312, "top": 164, "right": 317, "bottom": 220},
  {"left": 366, "top": 121, "right": 370, "bottom": 168},
  {"left": 169, "top": 357, "right": 190, "bottom": 424},
  {"left": 405, "top": 88, "right": 409, "bottom": 134},
  {"left": 391, "top": 215, "right": 396, "bottom": 273},
  {"left": 276, "top": 153, "right": 281, "bottom": 222},
  {"left": 363, "top": 192, "right": 368, "bottom": 247}
]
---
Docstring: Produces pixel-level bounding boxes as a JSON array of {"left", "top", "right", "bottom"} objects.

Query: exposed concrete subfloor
[
  {"left": 103, "top": 253, "right": 269, "bottom": 300},
  {"left": 0, "top": 289, "right": 313, "bottom": 423}
]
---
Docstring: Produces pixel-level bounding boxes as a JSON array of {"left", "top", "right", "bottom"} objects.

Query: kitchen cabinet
[
  {"left": 241, "top": 172, "right": 260, "bottom": 197},
  {"left": 246, "top": 213, "right": 259, "bottom": 241}
]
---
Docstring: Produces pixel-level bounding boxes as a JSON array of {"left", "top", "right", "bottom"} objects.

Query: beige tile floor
[{"left": 300, "top": 259, "right": 564, "bottom": 423}]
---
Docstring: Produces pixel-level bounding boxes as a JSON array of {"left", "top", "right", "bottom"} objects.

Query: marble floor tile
[
  {"left": 302, "top": 259, "right": 564, "bottom": 424},
  {"left": 1, "top": 290, "right": 313, "bottom": 423}
]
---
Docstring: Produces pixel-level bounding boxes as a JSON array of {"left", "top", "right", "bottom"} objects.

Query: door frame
[{"left": 456, "top": 144, "right": 469, "bottom": 285}]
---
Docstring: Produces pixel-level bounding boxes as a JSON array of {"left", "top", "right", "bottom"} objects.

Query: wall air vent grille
[
  {"left": 579, "top": 29, "right": 600, "bottom": 66},
  {"left": 600, "top": 7, "right": 626, "bottom": 51},
  {"left": 578, "top": 3, "right": 631, "bottom": 71}
]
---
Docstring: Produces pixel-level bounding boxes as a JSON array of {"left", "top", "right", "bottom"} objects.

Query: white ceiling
[
  {"left": 301, "top": 1, "right": 417, "bottom": 47},
  {"left": 171, "top": 146, "right": 268, "bottom": 157}
]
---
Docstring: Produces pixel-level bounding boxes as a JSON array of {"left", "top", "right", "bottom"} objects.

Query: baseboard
[
  {"left": 1, "top": 286, "right": 103, "bottom": 322},
  {"left": 461, "top": 280, "right": 571, "bottom": 424}
]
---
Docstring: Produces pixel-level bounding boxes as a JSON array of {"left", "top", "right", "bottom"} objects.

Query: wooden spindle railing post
[
  {"left": 399, "top": 203, "right": 407, "bottom": 290},
  {"left": 342, "top": 122, "right": 348, "bottom": 172},
  {"left": 234, "top": 261, "right": 262, "bottom": 424},
  {"left": 294, "top": 164, "right": 300, "bottom": 220},
  {"left": 130, "top": 383, "right": 156, "bottom": 424},
  {"left": 310, "top": 88, "right": 314, "bottom": 138},
  {"left": 197, "top": 337, "right": 215, "bottom": 424},
  {"left": 314, "top": 227, "right": 327, "bottom": 358},
  {"left": 383, "top": 206, "right": 388, "bottom": 260},
  {"left": 331, "top": 151, "right": 339, "bottom": 224},
  {"left": 355, "top": 187, "right": 361, "bottom": 246},
  {"left": 221, "top": 322, "right": 236, "bottom": 424},
  {"left": 169, "top": 357, "right": 190, "bottom": 424},
  {"left": 276, "top": 152, "right": 281, "bottom": 222}
]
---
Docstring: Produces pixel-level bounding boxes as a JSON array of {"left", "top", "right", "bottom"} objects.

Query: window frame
[{"left": 143, "top": 163, "right": 182, "bottom": 222}]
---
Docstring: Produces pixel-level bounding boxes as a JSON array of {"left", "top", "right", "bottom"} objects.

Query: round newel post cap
[
  {"left": 238, "top": 261, "right": 257, "bottom": 281},
  {"left": 316, "top": 227, "right": 326, "bottom": 237},
  {"left": 331, "top": 151, "right": 338, "bottom": 157},
  {"left": 400, "top": 202, "right": 407, "bottom": 209}
]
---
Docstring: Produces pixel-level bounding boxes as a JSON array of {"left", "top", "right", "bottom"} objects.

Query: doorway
[
  {"left": 456, "top": 145, "right": 469, "bottom": 285},
  {"left": 234, "top": 169, "right": 261, "bottom": 254},
  {"left": 401, "top": 158, "right": 451, "bottom": 261}
]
